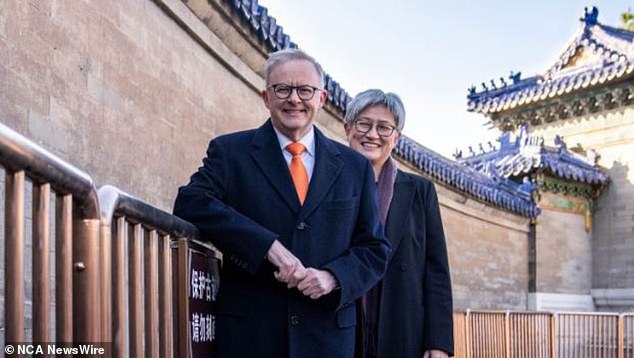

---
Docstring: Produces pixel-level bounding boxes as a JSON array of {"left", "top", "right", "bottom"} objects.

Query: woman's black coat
[{"left": 373, "top": 170, "right": 454, "bottom": 357}]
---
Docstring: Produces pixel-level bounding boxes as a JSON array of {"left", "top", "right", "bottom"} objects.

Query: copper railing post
[
  {"left": 618, "top": 313, "right": 624, "bottom": 358},
  {"left": 100, "top": 218, "right": 113, "bottom": 346},
  {"left": 56, "top": 194, "right": 73, "bottom": 342},
  {"left": 465, "top": 309, "right": 471, "bottom": 358},
  {"left": 33, "top": 183, "right": 51, "bottom": 343},
  {"left": 159, "top": 234, "right": 174, "bottom": 358},
  {"left": 129, "top": 223, "right": 144, "bottom": 358},
  {"left": 72, "top": 216, "right": 102, "bottom": 343},
  {"left": 177, "top": 237, "right": 190, "bottom": 358},
  {"left": 505, "top": 310, "right": 511, "bottom": 358},
  {"left": 550, "top": 313, "right": 557, "bottom": 358},
  {"left": 5, "top": 170, "right": 25, "bottom": 343},
  {"left": 112, "top": 216, "right": 126, "bottom": 358},
  {"left": 144, "top": 229, "right": 160, "bottom": 357}
]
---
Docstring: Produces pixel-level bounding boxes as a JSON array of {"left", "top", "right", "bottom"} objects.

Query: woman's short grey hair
[
  {"left": 265, "top": 48, "right": 325, "bottom": 87},
  {"left": 344, "top": 89, "right": 406, "bottom": 132}
]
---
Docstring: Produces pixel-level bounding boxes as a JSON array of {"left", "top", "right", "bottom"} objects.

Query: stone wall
[{"left": 536, "top": 192, "right": 592, "bottom": 294}]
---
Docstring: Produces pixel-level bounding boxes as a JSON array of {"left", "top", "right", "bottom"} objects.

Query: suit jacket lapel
[
  {"left": 385, "top": 171, "right": 415, "bottom": 258},
  {"left": 250, "top": 120, "right": 301, "bottom": 213},
  {"left": 299, "top": 127, "right": 343, "bottom": 221}
]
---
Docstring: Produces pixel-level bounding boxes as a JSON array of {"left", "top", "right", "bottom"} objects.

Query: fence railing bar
[
  {"left": 619, "top": 314, "right": 624, "bottom": 358},
  {"left": 159, "top": 234, "right": 173, "bottom": 358},
  {"left": 100, "top": 214, "right": 113, "bottom": 345},
  {"left": 33, "top": 182, "right": 51, "bottom": 342},
  {"left": 144, "top": 229, "right": 160, "bottom": 357},
  {"left": 112, "top": 216, "right": 127, "bottom": 358},
  {"left": 176, "top": 237, "right": 190, "bottom": 358},
  {"left": 55, "top": 194, "right": 73, "bottom": 342},
  {"left": 129, "top": 223, "right": 144, "bottom": 358},
  {"left": 5, "top": 170, "right": 26, "bottom": 343}
]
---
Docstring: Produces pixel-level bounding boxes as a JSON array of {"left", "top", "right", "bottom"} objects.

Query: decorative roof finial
[
  {"left": 509, "top": 71, "right": 522, "bottom": 84},
  {"left": 581, "top": 6, "right": 599, "bottom": 26}
]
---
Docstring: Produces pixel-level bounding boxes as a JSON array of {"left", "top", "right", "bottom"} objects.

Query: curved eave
[
  {"left": 467, "top": 62, "right": 634, "bottom": 114},
  {"left": 462, "top": 150, "right": 609, "bottom": 187},
  {"left": 395, "top": 137, "right": 539, "bottom": 218}
]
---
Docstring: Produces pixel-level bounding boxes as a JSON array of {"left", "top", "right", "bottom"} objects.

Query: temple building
[{"left": 466, "top": 7, "right": 634, "bottom": 311}]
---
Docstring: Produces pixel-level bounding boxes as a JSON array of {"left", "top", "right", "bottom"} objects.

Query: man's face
[
  {"left": 345, "top": 104, "right": 401, "bottom": 170},
  {"left": 262, "top": 59, "right": 327, "bottom": 140}
]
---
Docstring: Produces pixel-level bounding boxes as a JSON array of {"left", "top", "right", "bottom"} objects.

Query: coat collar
[
  {"left": 385, "top": 170, "right": 415, "bottom": 257},
  {"left": 250, "top": 120, "right": 343, "bottom": 216}
]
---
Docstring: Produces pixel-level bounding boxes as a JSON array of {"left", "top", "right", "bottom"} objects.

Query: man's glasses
[
  {"left": 268, "top": 84, "right": 323, "bottom": 101},
  {"left": 353, "top": 120, "right": 397, "bottom": 137}
]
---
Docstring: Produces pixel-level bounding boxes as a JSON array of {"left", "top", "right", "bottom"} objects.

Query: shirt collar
[{"left": 273, "top": 126, "right": 315, "bottom": 157}]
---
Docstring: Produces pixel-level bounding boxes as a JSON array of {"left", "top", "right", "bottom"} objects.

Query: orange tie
[{"left": 286, "top": 142, "right": 309, "bottom": 205}]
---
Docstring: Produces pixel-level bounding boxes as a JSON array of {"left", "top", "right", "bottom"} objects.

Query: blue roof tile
[
  {"left": 458, "top": 126, "right": 609, "bottom": 187},
  {"left": 468, "top": 7, "right": 634, "bottom": 114}
]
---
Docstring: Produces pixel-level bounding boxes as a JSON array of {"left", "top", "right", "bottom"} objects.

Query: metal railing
[
  {"left": 454, "top": 310, "right": 634, "bottom": 358},
  {"left": 0, "top": 122, "right": 219, "bottom": 357},
  {"left": 99, "top": 185, "right": 218, "bottom": 357},
  {"left": 0, "top": 121, "right": 101, "bottom": 344}
]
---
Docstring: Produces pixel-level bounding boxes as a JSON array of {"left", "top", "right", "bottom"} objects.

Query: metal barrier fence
[
  {"left": 454, "top": 310, "right": 634, "bottom": 358},
  {"left": 99, "top": 185, "right": 219, "bottom": 357},
  {"left": 0, "top": 122, "right": 219, "bottom": 357},
  {"left": 0, "top": 121, "right": 101, "bottom": 344}
]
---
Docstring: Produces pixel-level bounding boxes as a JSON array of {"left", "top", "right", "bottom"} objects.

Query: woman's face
[{"left": 345, "top": 104, "right": 400, "bottom": 169}]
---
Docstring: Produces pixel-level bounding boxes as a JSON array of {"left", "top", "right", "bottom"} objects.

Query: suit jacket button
[
  {"left": 400, "top": 264, "right": 407, "bottom": 272},
  {"left": 296, "top": 222, "right": 306, "bottom": 230},
  {"left": 289, "top": 314, "right": 300, "bottom": 326}
]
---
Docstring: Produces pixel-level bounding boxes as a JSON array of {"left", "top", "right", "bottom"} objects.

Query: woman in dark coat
[{"left": 344, "top": 89, "right": 454, "bottom": 358}]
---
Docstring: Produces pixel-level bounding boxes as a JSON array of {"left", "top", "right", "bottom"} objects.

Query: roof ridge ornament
[
  {"left": 581, "top": 6, "right": 599, "bottom": 26},
  {"left": 509, "top": 71, "right": 522, "bottom": 84}
]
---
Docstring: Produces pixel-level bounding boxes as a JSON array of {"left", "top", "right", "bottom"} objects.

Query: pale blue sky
[{"left": 260, "top": 1, "right": 630, "bottom": 156}]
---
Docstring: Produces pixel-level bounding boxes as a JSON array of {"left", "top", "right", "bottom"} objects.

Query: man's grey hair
[
  {"left": 265, "top": 48, "right": 325, "bottom": 87},
  {"left": 344, "top": 89, "right": 406, "bottom": 132}
]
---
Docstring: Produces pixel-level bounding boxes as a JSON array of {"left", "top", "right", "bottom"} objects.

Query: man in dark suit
[
  {"left": 344, "top": 89, "right": 453, "bottom": 358},
  {"left": 173, "top": 49, "right": 390, "bottom": 358}
]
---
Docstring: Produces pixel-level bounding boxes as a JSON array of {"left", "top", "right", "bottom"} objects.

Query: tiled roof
[
  {"left": 226, "top": 0, "right": 540, "bottom": 217},
  {"left": 227, "top": 0, "right": 352, "bottom": 112},
  {"left": 467, "top": 7, "right": 634, "bottom": 114},
  {"left": 395, "top": 136, "right": 540, "bottom": 217},
  {"left": 458, "top": 126, "right": 609, "bottom": 186}
]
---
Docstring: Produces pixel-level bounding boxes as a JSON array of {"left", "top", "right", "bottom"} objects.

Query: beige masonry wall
[
  {"left": 531, "top": 108, "right": 634, "bottom": 293},
  {"left": 1, "top": 0, "right": 533, "bottom": 312},
  {"left": 438, "top": 184, "right": 530, "bottom": 309},
  {"left": 536, "top": 201, "right": 592, "bottom": 294}
]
